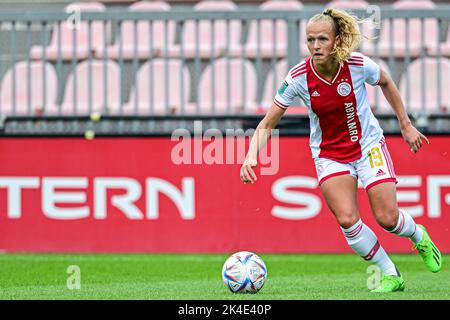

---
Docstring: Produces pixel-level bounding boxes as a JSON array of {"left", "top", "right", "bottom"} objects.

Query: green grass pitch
[{"left": 0, "top": 253, "right": 448, "bottom": 300}]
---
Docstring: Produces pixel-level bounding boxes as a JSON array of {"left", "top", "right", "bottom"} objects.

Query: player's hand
[
  {"left": 401, "top": 123, "right": 429, "bottom": 153},
  {"left": 240, "top": 158, "right": 258, "bottom": 184}
]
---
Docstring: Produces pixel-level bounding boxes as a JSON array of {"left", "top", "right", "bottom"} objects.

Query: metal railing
[{"left": 0, "top": 6, "right": 450, "bottom": 123}]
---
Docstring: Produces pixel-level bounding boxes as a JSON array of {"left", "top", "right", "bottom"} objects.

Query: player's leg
[
  {"left": 316, "top": 158, "right": 401, "bottom": 290},
  {"left": 367, "top": 181, "right": 442, "bottom": 273},
  {"left": 320, "top": 174, "right": 359, "bottom": 228},
  {"left": 367, "top": 181, "right": 418, "bottom": 239},
  {"left": 320, "top": 175, "right": 399, "bottom": 277},
  {"left": 359, "top": 137, "right": 442, "bottom": 274}
]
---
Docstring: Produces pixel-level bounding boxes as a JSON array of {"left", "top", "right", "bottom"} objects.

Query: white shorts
[{"left": 314, "top": 137, "right": 397, "bottom": 190}]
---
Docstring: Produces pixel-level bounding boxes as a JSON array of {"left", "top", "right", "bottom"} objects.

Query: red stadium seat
[
  {"left": 97, "top": 1, "right": 175, "bottom": 60},
  {"left": 124, "top": 59, "right": 191, "bottom": 115},
  {"left": 429, "top": 22, "right": 450, "bottom": 57},
  {"left": 230, "top": 0, "right": 305, "bottom": 59},
  {"left": 430, "top": 35, "right": 450, "bottom": 57},
  {"left": 399, "top": 57, "right": 450, "bottom": 114},
  {"left": 196, "top": 58, "right": 258, "bottom": 114},
  {"left": 261, "top": 59, "right": 290, "bottom": 110},
  {"left": 50, "top": 59, "right": 122, "bottom": 115},
  {"left": 0, "top": 61, "right": 57, "bottom": 115},
  {"left": 165, "top": 0, "right": 242, "bottom": 59},
  {"left": 366, "top": 0, "right": 439, "bottom": 58},
  {"left": 30, "top": 2, "right": 109, "bottom": 61}
]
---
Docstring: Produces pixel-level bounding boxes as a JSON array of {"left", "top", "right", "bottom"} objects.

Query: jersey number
[{"left": 368, "top": 146, "right": 384, "bottom": 168}]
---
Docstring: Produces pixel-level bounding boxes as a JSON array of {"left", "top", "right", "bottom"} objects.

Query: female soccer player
[{"left": 240, "top": 8, "right": 442, "bottom": 293}]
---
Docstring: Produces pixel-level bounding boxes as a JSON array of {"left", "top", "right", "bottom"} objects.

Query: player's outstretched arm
[
  {"left": 240, "top": 103, "right": 286, "bottom": 184},
  {"left": 377, "top": 69, "right": 429, "bottom": 153}
]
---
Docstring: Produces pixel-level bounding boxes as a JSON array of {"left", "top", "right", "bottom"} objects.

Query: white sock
[
  {"left": 387, "top": 209, "right": 423, "bottom": 244},
  {"left": 342, "top": 219, "right": 398, "bottom": 276}
]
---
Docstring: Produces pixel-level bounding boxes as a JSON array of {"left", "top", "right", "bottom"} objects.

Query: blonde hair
[{"left": 309, "top": 8, "right": 362, "bottom": 63}]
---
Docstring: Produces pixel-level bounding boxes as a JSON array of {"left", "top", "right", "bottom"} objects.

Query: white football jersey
[{"left": 274, "top": 52, "right": 384, "bottom": 163}]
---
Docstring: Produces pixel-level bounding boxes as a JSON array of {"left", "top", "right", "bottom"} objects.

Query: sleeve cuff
[{"left": 273, "top": 98, "right": 288, "bottom": 110}]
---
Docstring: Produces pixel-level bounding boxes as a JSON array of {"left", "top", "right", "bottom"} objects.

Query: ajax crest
[{"left": 337, "top": 82, "right": 352, "bottom": 96}]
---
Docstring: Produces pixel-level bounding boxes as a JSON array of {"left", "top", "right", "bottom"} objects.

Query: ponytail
[{"left": 310, "top": 8, "right": 363, "bottom": 63}]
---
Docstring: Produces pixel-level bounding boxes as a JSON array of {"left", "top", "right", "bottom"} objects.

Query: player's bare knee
[
  {"left": 335, "top": 212, "right": 359, "bottom": 229},
  {"left": 375, "top": 210, "right": 398, "bottom": 230}
]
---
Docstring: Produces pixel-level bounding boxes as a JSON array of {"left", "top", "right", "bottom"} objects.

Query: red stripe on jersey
[
  {"left": 290, "top": 64, "right": 306, "bottom": 77},
  {"left": 274, "top": 98, "right": 288, "bottom": 108},
  {"left": 306, "top": 58, "right": 363, "bottom": 162},
  {"left": 348, "top": 63, "right": 364, "bottom": 67},
  {"left": 292, "top": 66, "right": 306, "bottom": 73},
  {"left": 292, "top": 66, "right": 306, "bottom": 72},
  {"left": 292, "top": 69, "right": 307, "bottom": 78},
  {"left": 291, "top": 63, "right": 306, "bottom": 73},
  {"left": 291, "top": 66, "right": 306, "bottom": 76},
  {"left": 273, "top": 99, "right": 287, "bottom": 109},
  {"left": 349, "top": 56, "right": 363, "bottom": 61}
]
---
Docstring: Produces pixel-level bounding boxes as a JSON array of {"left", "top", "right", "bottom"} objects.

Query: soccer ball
[{"left": 222, "top": 251, "right": 267, "bottom": 293}]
